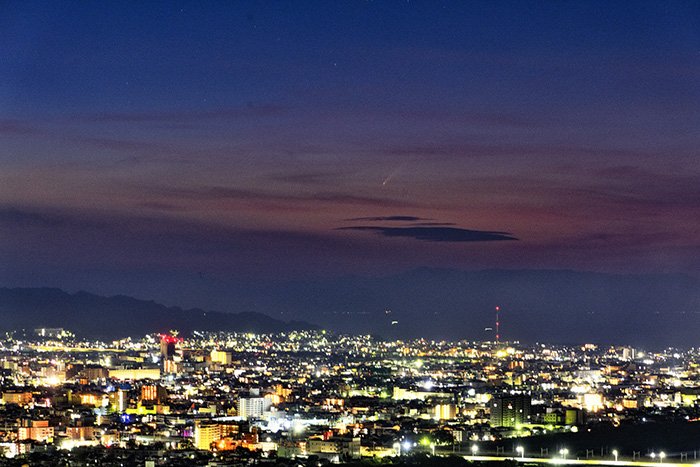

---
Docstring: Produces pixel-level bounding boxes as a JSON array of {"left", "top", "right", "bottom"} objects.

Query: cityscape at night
[
  {"left": 2, "top": 328, "right": 700, "bottom": 465},
  {"left": 1, "top": 1, "right": 699, "bottom": 466}
]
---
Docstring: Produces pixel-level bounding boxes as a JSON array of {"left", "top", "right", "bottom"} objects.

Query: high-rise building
[
  {"left": 433, "top": 403, "right": 457, "bottom": 420},
  {"left": 238, "top": 396, "right": 271, "bottom": 420},
  {"left": 210, "top": 350, "right": 232, "bottom": 365},
  {"left": 110, "top": 388, "right": 127, "bottom": 412},
  {"left": 160, "top": 335, "right": 177, "bottom": 361},
  {"left": 193, "top": 421, "right": 239, "bottom": 450},
  {"left": 490, "top": 394, "right": 531, "bottom": 427},
  {"left": 140, "top": 385, "right": 167, "bottom": 404},
  {"left": 194, "top": 422, "right": 223, "bottom": 451}
]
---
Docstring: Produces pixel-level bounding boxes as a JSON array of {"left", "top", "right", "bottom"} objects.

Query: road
[{"left": 457, "top": 454, "right": 698, "bottom": 467}]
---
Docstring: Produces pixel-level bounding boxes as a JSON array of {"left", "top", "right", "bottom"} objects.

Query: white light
[
  {"left": 402, "top": 441, "right": 412, "bottom": 452},
  {"left": 471, "top": 445, "right": 479, "bottom": 454}
]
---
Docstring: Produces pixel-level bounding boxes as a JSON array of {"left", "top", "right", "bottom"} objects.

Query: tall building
[
  {"left": 490, "top": 394, "right": 531, "bottom": 427},
  {"left": 160, "top": 334, "right": 180, "bottom": 374},
  {"left": 194, "top": 422, "right": 223, "bottom": 451},
  {"left": 160, "top": 335, "right": 177, "bottom": 361},
  {"left": 110, "top": 388, "right": 127, "bottom": 412},
  {"left": 210, "top": 350, "right": 232, "bottom": 365},
  {"left": 193, "top": 421, "right": 239, "bottom": 450},
  {"left": 433, "top": 403, "right": 457, "bottom": 420},
  {"left": 141, "top": 385, "right": 167, "bottom": 404},
  {"left": 238, "top": 396, "right": 271, "bottom": 420}
]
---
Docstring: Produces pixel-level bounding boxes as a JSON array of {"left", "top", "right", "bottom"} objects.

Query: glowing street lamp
[
  {"left": 659, "top": 452, "right": 666, "bottom": 463},
  {"left": 559, "top": 448, "right": 569, "bottom": 459},
  {"left": 516, "top": 446, "right": 525, "bottom": 459},
  {"left": 612, "top": 449, "right": 619, "bottom": 462},
  {"left": 470, "top": 445, "right": 479, "bottom": 456}
]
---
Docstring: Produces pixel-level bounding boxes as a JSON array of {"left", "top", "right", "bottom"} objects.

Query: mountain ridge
[
  {"left": 2, "top": 268, "right": 699, "bottom": 347},
  {"left": 0, "top": 287, "right": 317, "bottom": 339}
]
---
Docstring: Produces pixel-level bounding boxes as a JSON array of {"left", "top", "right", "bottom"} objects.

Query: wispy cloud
[
  {"left": 79, "top": 103, "right": 291, "bottom": 123},
  {"left": 149, "top": 186, "right": 417, "bottom": 209},
  {"left": 267, "top": 169, "right": 348, "bottom": 186}
]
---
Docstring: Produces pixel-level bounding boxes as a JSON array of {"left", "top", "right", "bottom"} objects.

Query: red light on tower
[
  {"left": 159, "top": 333, "right": 181, "bottom": 362},
  {"left": 495, "top": 306, "right": 501, "bottom": 343}
]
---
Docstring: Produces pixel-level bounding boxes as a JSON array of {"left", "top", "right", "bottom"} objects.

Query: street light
[
  {"left": 659, "top": 452, "right": 666, "bottom": 463},
  {"left": 612, "top": 449, "right": 619, "bottom": 462},
  {"left": 516, "top": 446, "right": 525, "bottom": 459},
  {"left": 471, "top": 445, "right": 479, "bottom": 456},
  {"left": 560, "top": 448, "right": 569, "bottom": 459}
]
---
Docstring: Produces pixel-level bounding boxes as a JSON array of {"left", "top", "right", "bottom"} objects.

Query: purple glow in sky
[{"left": 1, "top": 1, "right": 699, "bottom": 305}]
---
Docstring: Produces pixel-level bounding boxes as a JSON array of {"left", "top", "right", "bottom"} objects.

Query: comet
[{"left": 381, "top": 165, "right": 403, "bottom": 187}]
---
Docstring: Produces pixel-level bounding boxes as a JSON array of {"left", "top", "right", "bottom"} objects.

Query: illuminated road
[
  {"left": 458, "top": 455, "right": 698, "bottom": 467},
  {"left": 31, "top": 345, "right": 125, "bottom": 352}
]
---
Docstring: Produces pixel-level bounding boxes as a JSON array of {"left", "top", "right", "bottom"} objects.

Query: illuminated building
[
  {"left": 78, "top": 393, "right": 103, "bottom": 407},
  {"left": 581, "top": 393, "right": 604, "bottom": 412},
  {"left": 66, "top": 426, "right": 96, "bottom": 441},
  {"left": 34, "top": 327, "right": 65, "bottom": 338},
  {"left": 80, "top": 366, "right": 109, "bottom": 381},
  {"left": 140, "top": 384, "right": 167, "bottom": 404},
  {"left": 18, "top": 420, "right": 54, "bottom": 442},
  {"left": 434, "top": 403, "right": 457, "bottom": 420},
  {"left": 110, "top": 388, "right": 128, "bottom": 412},
  {"left": 238, "top": 396, "right": 272, "bottom": 419},
  {"left": 543, "top": 407, "right": 584, "bottom": 426},
  {"left": 160, "top": 335, "right": 177, "bottom": 360},
  {"left": 307, "top": 437, "right": 361, "bottom": 459},
  {"left": 210, "top": 349, "right": 232, "bottom": 365},
  {"left": 490, "top": 394, "right": 531, "bottom": 427},
  {"left": 2, "top": 391, "right": 33, "bottom": 405},
  {"left": 109, "top": 368, "right": 161, "bottom": 380},
  {"left": 194, "top": 421, "right": 238, "bottom": 450}
]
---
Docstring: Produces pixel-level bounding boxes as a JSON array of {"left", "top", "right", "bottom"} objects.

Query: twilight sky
[{"left": 1, "top": 1, "right": 699, "bottom": 307}]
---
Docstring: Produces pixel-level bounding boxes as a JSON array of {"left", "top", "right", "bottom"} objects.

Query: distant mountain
[
  {"left": 4, "top": 268, "right": 699, "bottom": 347},
  {"left": 0, "top": 287, "right": 317, "bottom": 339},
  {"left": 193, "top": 268, "right": 700, "bottom": 348}
]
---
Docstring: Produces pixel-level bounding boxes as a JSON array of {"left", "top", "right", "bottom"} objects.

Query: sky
[{"left": 1, "top": 1, "right": 699, "bottom": 308}]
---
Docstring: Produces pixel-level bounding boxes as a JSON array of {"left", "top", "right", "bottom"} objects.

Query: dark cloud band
[
  {"left": 344, "top": 216, "right": 430, "bottom": 222},
  {"left": 338, "top": 226, "right": 517, "bottom": 243}
]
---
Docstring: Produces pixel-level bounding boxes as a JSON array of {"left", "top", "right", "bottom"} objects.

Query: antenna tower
[{"left": 495, "top": 306, "right": 501, "bottom": 343}]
